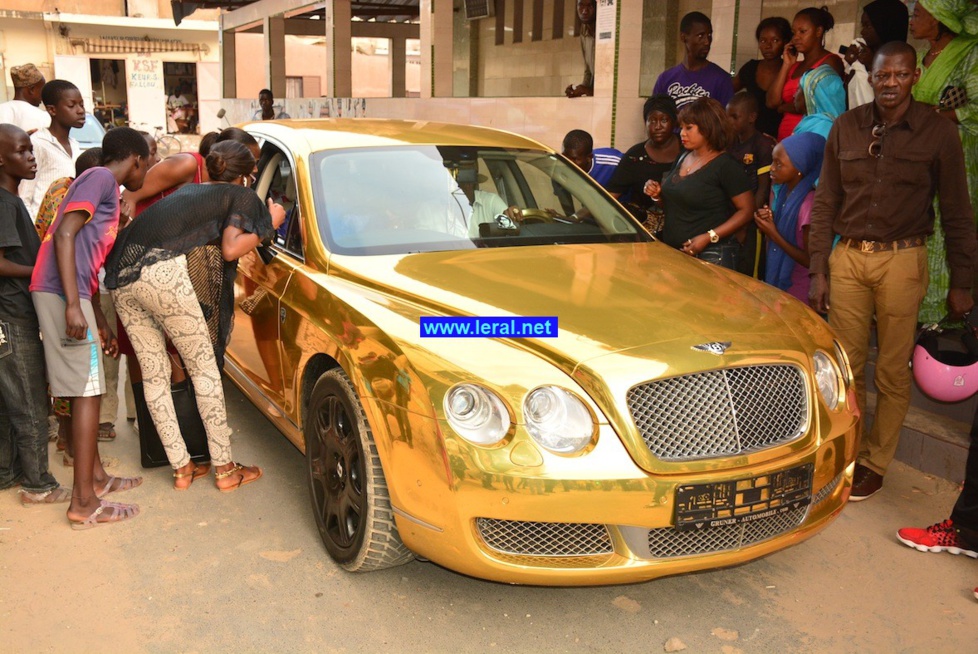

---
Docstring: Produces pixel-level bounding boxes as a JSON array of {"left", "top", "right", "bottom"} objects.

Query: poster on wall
[
  {"left": 125, "top": 57, "right": 167, "bottom": 134},
  {"left": 597, "top": 0, "right": 616, "bottom": 43}
]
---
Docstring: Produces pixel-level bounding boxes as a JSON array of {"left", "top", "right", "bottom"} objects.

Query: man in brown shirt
[{"left": 809, "top": 42, "right": 976, "bottom": 501}]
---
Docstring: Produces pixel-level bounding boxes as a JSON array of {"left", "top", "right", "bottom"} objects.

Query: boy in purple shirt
[
  {"left": 30, "top": 127, "right": 149, "bottom": 529},
  {"left": 0, "top": 124, "right": 69, "bottom": 505},
  {"left": 652, "top": 12, "right": 734, "bottom": 110}
]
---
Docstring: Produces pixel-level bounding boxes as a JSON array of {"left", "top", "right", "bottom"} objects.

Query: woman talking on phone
[
  {"left": 644, "top": 98, "right": 754, "bottom": 271},
  {"left": 767, "top": 6, "right": 844, "bottom": 141}
]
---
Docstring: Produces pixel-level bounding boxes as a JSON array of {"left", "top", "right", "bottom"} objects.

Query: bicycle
[{"left": 129, "top": 122, "right": 182, "bottom": 158}]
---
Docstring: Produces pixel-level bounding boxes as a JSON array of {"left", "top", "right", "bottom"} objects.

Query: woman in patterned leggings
[{"left": 105, "top": 141, "right": 285, "bottom": 491}]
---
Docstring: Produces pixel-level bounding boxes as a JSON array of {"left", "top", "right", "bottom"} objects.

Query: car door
[{"left": 229, "top": 140, "right": 304, "bottom": 415}]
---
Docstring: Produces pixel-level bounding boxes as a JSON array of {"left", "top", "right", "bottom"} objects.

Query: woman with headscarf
[
  {"left": 845, "top": 0, "right": 910, "bottom": 109},
  {"left": 753, "top": 132, "right": 826, "bottom": 303},
  {"left": 606, "top": 94, "right": 682, "bottom": 232},
  {"left": 910, "top": 0, "right": 978, "bottom": 324},
  {"left": 794, "top": 64, "right": 846, "bottom": 139}
]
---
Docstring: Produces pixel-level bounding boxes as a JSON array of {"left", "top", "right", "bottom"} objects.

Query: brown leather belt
[{"left": 841, "top": 236, "right": 926, "bottom": 253}]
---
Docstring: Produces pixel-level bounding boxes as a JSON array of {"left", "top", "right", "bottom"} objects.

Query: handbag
[
  {"left": 132, "top": 379, "right": 211, "bottom": 468},
  {"left": 939, "top": 85, "right": 968, "bottom": 111}
]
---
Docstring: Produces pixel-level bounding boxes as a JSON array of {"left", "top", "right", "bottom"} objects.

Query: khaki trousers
[{"left": 828, "top": 243, "right": 928, "bottom": 476}]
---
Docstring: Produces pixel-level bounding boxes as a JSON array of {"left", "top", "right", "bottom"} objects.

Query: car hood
[{"left": 331, "top": 241, "right": 814, "bottom": 371}]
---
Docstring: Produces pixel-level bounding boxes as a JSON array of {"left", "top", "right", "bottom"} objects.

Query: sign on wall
[{"left": 126, "top": 57, "right": 167, "bottom": 134}]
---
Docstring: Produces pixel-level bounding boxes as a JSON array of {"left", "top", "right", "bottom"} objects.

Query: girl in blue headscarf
[
  {"left": 794, "top": 64, "right": 846, "bottom": 139},
  {"left": 754, "top": 131, "right": 826, "bottom": 303}
]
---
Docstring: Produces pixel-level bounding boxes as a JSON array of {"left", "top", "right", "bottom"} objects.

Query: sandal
[
  {"left": 173, "top": 462, "right": 212, "bottom": 491},
  {"left": 215, "top": 463, "right": 263, "bottom": 493},
  {"left": 68, "top": 499, "right": 139, "bottom": 530},
  {"left": 19, "top": 486, "right": 71, "bottom": 507},
  {"left": 96, "top": 475, "right": 143, "bottom": 498},
  {"left": 97, "top": 423, "right": 117, "bottom": 442}
]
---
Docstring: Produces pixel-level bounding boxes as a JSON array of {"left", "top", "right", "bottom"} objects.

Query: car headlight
[
  {"left": 833, "top": 340, "right": 853, "bottom": 389},
  {"left": 813, "top": 350, "right": 841, "bottom": 409},
  {"left": 444, "top": 384, "right": 510, "bottom": 445},
  {"left": 523, "top": 386, "right": 594, "bottom": 454}
]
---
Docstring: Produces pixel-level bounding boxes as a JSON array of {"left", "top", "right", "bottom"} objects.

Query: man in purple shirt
[{"left": 652, "top": 12, "right": 734, "bottom": 111}]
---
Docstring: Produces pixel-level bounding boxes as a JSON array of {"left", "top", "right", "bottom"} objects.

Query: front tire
[{"left": 305, "top": 368, "right": 414, "bottom": 571}]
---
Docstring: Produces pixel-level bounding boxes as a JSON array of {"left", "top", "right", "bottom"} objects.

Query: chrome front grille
[
  {"left": 476, "top": 518, "right": 613, "bottom": 557},
  {"left": 647, "top": 505, "right": 808, "bottom": 559},
  {"left": 627, "top": 364, "right": 808, "bottom": 460}
]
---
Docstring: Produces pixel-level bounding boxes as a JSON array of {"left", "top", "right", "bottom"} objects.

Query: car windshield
[
  {"left": 70, "top": 114, "right": 106, "bottom": 148},
  {"left": 310, "top": 146, "right": 648, "bottom": 255}
]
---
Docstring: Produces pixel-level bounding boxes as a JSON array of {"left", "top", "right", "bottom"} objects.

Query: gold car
[{"left": 226, "top": 119, "right": 859, "bottom": 586}]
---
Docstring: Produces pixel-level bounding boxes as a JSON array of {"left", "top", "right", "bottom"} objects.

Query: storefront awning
[{"left": 72, "top": 37, "right": 208, "bottom": 54}]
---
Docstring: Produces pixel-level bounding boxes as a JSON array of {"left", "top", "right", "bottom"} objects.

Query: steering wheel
[{"left": 518, "top": 208, "right": 555, "bottom": 224}]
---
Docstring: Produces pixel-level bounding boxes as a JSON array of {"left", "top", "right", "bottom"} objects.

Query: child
[
  {"left": 726, "top": 92, "right": 776, "bottom": 278},
  {"left": 0, "top": 123, "right": 68, "bottom": 505},
  {"left": 18, "top": 80, "right": 86, "bottom": 222},
  {"left": 30, "top": 127, "right": 149, "bottom": 529},
  {"left": 753, "top": 132, "right": 826, "bottom": 303}
]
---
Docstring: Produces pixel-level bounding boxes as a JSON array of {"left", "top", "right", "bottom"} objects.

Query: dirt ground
[{"left": 2, "top": 381, "right": 976, "bottom": 653}]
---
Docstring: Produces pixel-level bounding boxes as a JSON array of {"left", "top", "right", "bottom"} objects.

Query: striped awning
[{"left": 75, "top": 37, "right": 206, "bottom": 54}]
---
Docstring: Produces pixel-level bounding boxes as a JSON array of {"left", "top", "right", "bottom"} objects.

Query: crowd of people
[
  {"left": 562, "top": 1, "right": 978, "bottom": 599},
  {"left": 0, "top": 0, "right": 976, "bottom": 598},
  {"left": 0, "top": 65, "right": 282, "bottom": 529}
]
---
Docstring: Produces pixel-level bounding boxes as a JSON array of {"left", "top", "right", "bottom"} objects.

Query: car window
[
  {"left": 259, "top": 148, "right": 304, "bottom": 260},
  {"left": 70, "top": 114, "right": 106, "bottom": 149},
  {"left": 310, "top": 146, "right": 647, "bottom": 256}
]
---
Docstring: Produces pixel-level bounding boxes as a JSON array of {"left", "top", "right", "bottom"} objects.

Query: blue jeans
[
  {"left": 697, "top": 239, "right": 743, "bottom": 271},
  {"left": 0, "top": 319, "right": 58, "bottom": 493}
]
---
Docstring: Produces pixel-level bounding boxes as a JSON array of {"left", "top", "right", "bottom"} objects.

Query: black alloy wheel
[{"left": 305, "top": 368, "right": 414, "bottom": 571}]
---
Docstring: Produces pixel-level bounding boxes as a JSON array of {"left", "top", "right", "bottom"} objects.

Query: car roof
[{"left": 243, "top": 118, "right": 552, "bottom": 156}]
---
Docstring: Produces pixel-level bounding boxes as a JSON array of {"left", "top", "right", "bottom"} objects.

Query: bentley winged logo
[{"left": 692, "top": 341, "right": 731, "bottom": 355}]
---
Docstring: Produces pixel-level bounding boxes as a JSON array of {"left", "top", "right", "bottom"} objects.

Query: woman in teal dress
[{"left": 911, "top": 0, "right": 978, "bottom": 324}]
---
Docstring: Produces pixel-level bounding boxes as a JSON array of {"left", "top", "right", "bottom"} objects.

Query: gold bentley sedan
[{"left": 226, "top": 119, "right": 859, "bottom": 586}]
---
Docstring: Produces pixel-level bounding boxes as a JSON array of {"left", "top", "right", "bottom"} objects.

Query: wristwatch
[{"left": 708, "top": 229, "right": 720, "bottom": 243}]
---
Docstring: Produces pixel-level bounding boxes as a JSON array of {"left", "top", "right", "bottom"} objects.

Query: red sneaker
[{"left": 896, "top": 519, "right": 978, "bottom": 557}]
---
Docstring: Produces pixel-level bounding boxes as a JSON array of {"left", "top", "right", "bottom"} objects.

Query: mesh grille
[
  {"left": 476, "top": 518, "right": 614, "bottom": 557},
  {"left": 813, "top": 471, "right": 844, "bottom": 506},
  {"left": 627, "top": 365, "right": 808, "bottom": 460},
  {"left": 647, "top": 505, "right": 808, "bottom": 559}
]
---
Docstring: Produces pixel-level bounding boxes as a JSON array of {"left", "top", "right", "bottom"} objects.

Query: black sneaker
[{"left": 849, "top": 463, "right": 883, "bottom": 502}]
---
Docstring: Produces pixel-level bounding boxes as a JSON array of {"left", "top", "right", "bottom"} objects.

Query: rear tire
[{"left": 305, "top": 368, "right": 414, "bottom": 572}]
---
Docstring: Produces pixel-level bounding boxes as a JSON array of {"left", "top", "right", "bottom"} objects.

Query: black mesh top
[{"left": 105, "top": 183, "right": 274, "bottom": 366}]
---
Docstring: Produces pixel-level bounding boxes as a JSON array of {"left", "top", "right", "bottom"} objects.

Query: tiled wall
[{"left": 474, "top": 1, "right": 583, "bottom": 97}]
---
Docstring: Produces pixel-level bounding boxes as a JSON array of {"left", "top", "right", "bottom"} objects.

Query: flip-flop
[
  {"left": 173, "top": 462, "right": 212, "bottom": 491},
  {"left": 215, "top": 463, "right": 263, "bottom": 493},
  {"left": 69, "top": 500, "right": 139, "bottom": 530},
  {"left": 96, "top": 475, "right": 143, "bottom": 498},
  {"left": 19, "top": 486, "right": 71, "bottom": 507},
  {"left": 97, "top": 423, "right": 117, "bottom": 442}
]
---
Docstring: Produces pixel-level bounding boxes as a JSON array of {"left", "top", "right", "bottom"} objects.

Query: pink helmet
[{"left": 912, "top": 321, "right": 978, "bottom": 403}]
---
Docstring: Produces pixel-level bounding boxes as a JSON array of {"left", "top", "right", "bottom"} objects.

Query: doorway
[
  {"left": 163, "top": 62, "right": 199, "bottom": 134},
  {"left": 91, "top": 59, "right": 127, "bottom": 128}
]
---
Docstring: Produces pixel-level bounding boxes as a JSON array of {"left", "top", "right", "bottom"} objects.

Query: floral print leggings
[{"left": 112, "top": 255, "right": 233, "bottom": 468}]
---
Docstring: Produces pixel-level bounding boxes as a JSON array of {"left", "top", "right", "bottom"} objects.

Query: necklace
[
  {"left": 681, "top": 151, "right": 718, "bottom": 175},
  {"left": 927, "top": 40, "right": 950, "bottom": 61}
]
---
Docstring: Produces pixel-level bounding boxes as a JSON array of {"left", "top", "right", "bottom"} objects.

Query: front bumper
[{"left": 390, "top": 423, "right": 856, "bottom": 586}]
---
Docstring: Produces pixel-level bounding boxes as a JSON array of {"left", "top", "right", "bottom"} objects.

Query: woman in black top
[
  {"left": 733, "top": 16, "right": 792, "bottom": 139},
  {"left": 645, "top": 98, "right": 755, "bottom": 271},
  {"left": 606, "top": 94, "right": 682, "bottom": 232},
  {"left": 106, "top": 141, "right": 285, "bottom": 492}
]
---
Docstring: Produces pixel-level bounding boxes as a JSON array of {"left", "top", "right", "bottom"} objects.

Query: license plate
[{"left": 674, "top": 463, "right": 813, "bottom": 531}]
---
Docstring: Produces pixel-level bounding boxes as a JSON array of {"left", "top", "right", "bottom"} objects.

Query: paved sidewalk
[{"left": 2, "top": 382, "right": 975, "bottom": 653}]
